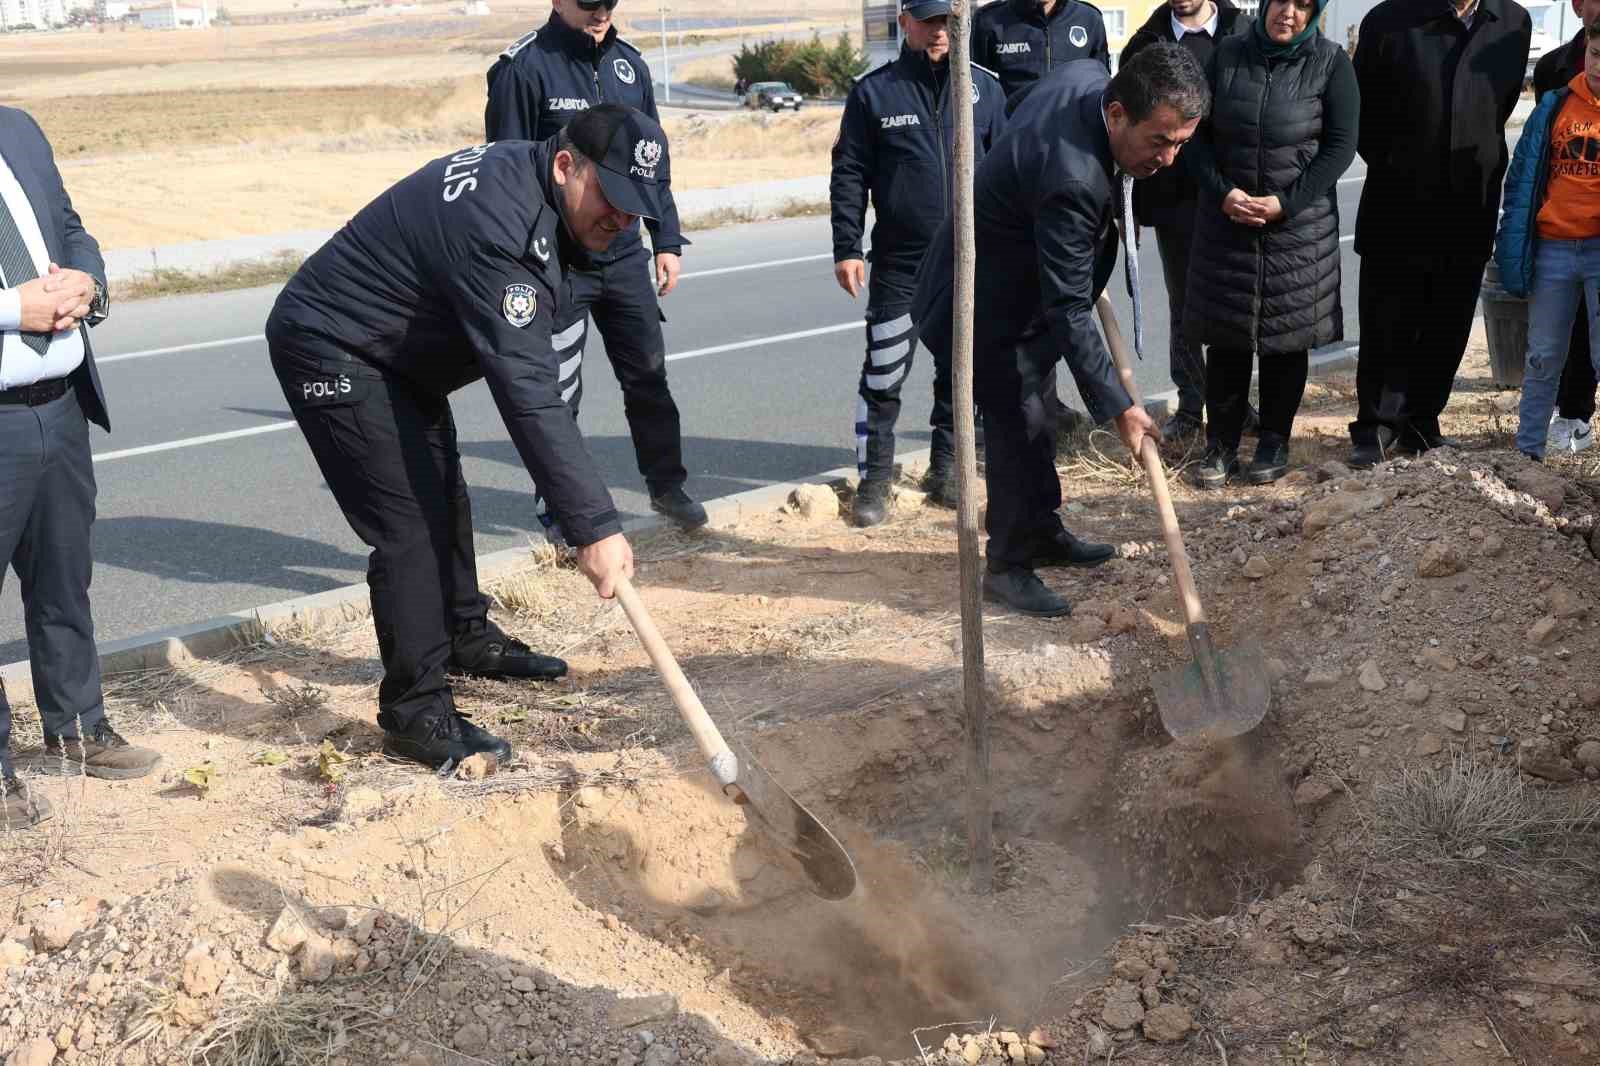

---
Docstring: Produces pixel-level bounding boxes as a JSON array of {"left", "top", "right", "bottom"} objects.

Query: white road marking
[
  {"left": 98, "top": 334, "right": 264, "bottom": 365},
  {"left": 678, "top": 252, "right": 835, "bottom": 280},
  {"left": 93, "top": 421, "right": 297, "bottom": 463},
  {"left": 665, "top": 321, "right": 859, "bottom": 362}
]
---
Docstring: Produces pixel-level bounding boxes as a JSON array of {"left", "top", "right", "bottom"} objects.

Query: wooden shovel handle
[
  {"left": 1095, "top": 295, "right": 1208, "bottom": 629},
  {"left": 613, "top": 575, "right": 739, "bottom": 787}
]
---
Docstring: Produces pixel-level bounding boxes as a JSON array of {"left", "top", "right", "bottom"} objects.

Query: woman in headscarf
[{"left": 1181, "top": 0, "right": 1359, "bottom": 486}]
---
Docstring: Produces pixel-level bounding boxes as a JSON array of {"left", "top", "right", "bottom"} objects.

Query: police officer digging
[
  {"left": 915, "top": 47, "right": 1207, "bottom": 617},
  {"left": 265, "top": 105, "right": 664, "bottom": 769},
  {"left": 975, "top": 0, "right": 1110, "bottom": 101},
  {"left": 831, "top": 0, "right": 1005, "bottom": 527},
  {"left": 485, "top": 0, "right": 706, "bottom": 530}
]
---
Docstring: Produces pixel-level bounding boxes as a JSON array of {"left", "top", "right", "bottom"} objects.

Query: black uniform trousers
[
  {"left": 1154, "top": 207, "right": 1207, "bottom": 420},
  {"left": 0, "top": 385, "right": 104, "bottom": 778},
  {"left": 1351, "top": 252, "right": 1486, "bottom": 448},
  {"left": 855, "top": 268, "right": 954, "bottom": 483},
  {"left": 976, "top": 329, "right": 1069, "bottom": 569},
  {"left": 1557, "top": 309, "right": 1596, "bottom": 423},
  {"left": 561, "top": 242, "right": 687, "bottom": 496},
  {"left": 270, "top": 342, "right": 502, "bottom": 734}
]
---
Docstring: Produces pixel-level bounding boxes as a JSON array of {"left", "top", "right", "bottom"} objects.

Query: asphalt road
[{"left": 0, "top": 163, "right": 1370, "bottom": 663}]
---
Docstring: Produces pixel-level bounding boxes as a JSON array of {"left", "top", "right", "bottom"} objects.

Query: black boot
[
  {"left": 1348, "top": 427, "right": 1395, "bottom": 469},
  {"left": 1030, "top": 527, "right": 1116, "bottom": 569},
  {"left": 1161, "top": 410, "right": 1204, "bottom": 443},
  {"left": 649, "top": 486, "right": 709, "bottom": 530},
  {"left": 451, "top": 624, "right": 567, "bottom": 681},
  {"left": 1243, "top": 435, "right": 1291, "bottom": 485},
  {"left": 852, "top": 478, "right": 892, "bottom": 527},
  {"left": 382, "top": 709, "right": 512, "bottom": 770},
  {"left": 981, "top": 566, "right": 1071, "bottom": 617},
  {"left": 920, "top": 461, "right": 958, "bottom": 509},
  {"left": 1190, "top": 443, "right": 1239, "bottom": 489}
]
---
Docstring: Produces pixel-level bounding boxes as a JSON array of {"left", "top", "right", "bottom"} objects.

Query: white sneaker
[
  {"left": 1548, "top": 416, "right": 1579, "bottom": 452},
  {"left": 1572, "top": 420, "right": 1595, "bottom": 453}
]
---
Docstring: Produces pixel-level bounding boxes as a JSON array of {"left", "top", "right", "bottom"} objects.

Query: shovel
[
  {"left": 612, "top": 575, "right": 858, "bottom": 900},
  {"left": 1095, "top": 295, "right": 1272, "bottom": 740}
]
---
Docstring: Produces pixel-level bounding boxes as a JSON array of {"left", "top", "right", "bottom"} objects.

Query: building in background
[
  {"left": 0, "top": 0, "right": 68, "bottom": 27},
  {"left": 137, "top": 0, "right": 207, "bottom": 26},
  {"left": 96, "top": 0, "right": 132, "bottom": 16}
]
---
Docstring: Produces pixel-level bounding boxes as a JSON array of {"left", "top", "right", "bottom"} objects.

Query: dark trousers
[
  {"left": 0, "top": 387, "right": 104, "bottom": 777},
  {"left": 270, "top": 343, "right": 500, "bottom": 734},
  {"left": 561, "top": 242, "right": 687, "bottom": 496},
  {"left": 1206, "top": 347, "right": 1309, "bottom": 450},
  {"left": 1351, "top": 252, "right": 1486, "bottom": 447},
  {"left": 1154, "top": 209, "right": 1206, "bottom": 419},
  {"left": 976, "top": 331, "right": 1068, "bottom": 568},
  {"left": 1557, "top": 307, "right": 1597, "bottom": 422},
  {"left": 855, "top": 270, "right": 954, "bottom": 482}
]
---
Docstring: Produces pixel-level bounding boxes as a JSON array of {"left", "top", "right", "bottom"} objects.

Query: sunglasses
[{"left": 575, "top": 0, "right": 619, "bottom": 10}]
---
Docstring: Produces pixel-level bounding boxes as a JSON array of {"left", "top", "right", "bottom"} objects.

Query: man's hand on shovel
[
  {"left": 1114, "top": 403, "right": 1163, "bottom": 458},
  {"left": 576, "top": 533, "right": 635, "bottom": 599}
]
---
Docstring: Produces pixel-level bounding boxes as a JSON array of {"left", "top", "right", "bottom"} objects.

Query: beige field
[{"left": 0, "top": 3, "right": 844, "bottom": 250}]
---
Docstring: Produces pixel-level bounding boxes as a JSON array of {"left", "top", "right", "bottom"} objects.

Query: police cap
[
  {"left": 902, "top": 0, "right": 951, "bottom": 18},
  {"left": 565, "top": 104, "right": 671, "bottom": 222}
]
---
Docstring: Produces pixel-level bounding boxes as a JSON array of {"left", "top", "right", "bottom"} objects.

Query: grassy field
[{"left": 0, "top": 3, "right": 844, "bottom": 251}]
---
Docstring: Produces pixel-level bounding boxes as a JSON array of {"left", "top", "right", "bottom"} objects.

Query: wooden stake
[{"left": 948, "top": 0, "right": 991, "bottom": 894}]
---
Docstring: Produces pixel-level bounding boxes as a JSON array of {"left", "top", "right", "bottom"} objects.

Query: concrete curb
[{"left": 0, "top": 341, "right": 1362, "bottom": 695}]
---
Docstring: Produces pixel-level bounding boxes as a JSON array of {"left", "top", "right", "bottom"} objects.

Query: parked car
[{"left": 745, "top": 81, "right": 804, "bottom": 112}]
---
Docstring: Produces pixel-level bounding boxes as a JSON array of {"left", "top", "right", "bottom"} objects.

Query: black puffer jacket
[{"left": 1184, "top": 33, "right": 1358, "bottom": 354}]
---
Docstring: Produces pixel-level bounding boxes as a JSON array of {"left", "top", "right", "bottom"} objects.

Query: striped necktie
[
  {"left": 0, "top": 194, "right": 49, "bottom": 355},
  {"left": 1119, "top": 172, "right": 1143, "bottom": 358}
]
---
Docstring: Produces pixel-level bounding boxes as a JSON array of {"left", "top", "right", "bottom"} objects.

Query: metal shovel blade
[
  {"left": 1149, "top": 630, "right": 1273, "bottom": 740},
  {"left": 728, "top": 741, "right": 858, "bottom": 901}
]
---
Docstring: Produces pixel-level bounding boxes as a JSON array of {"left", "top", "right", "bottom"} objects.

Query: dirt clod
[{"left": 1141, "top": 1003, "right": 1193, "bottom": 1043}]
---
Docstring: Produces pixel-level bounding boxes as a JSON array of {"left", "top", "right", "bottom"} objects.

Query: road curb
[{"left": 0, "top": 342, "right": 1362, "bottom": 696}]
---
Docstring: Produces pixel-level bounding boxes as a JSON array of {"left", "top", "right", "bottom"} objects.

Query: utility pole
[
  {"left": 658, "top": 0, "right": 671, "bottom": 103},
  {"left": 949, "top": 0, "right": 991, "bottom": 894}
]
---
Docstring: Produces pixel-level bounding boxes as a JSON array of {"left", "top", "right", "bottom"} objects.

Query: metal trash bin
[{"left": 1480, "top": 261, "right": 1528, "bottom": 389}]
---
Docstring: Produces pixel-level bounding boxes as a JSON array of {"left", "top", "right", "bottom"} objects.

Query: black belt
[{"left": 0, "top": 377, "right": 68, "bottom": 407}]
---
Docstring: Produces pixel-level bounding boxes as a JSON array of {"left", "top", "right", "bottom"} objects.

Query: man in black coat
[
  {"left": 1536, "top": 0, "right": 1600, "bottom": 453},
  {"left": 266, "top": 105, "right": 659, "bottom": 770},
  {"left": 830, "top": 0, "right": 1006, "bottom": 526},
  {"left": 1347, "top": 0, "right": 1532, "bottom": 466},
  {"left": 0, "top": 108, "right": 162, "bottom": 830},
  {"left": 1119, "top": 0, "right": 1249, "bottom": 440},
  {"left": 975, "top": 0, "right": 1111, "bottom": 99},
  {"left": 484, "top": 0, "right": 706, "bottom": 530},
  {"left": 915, "top": 47, "right": 1207, "bottom": 616}
]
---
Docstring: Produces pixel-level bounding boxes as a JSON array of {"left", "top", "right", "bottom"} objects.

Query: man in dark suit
[
  {"left": 1346, "top": 0, "right": 1531, "bottom": 466},
  {"left": 915, "top": 47, "right": 1207, "bottom": 616},
  {"left": 0, "top": 107, "right": 161, "bottom": 830}
]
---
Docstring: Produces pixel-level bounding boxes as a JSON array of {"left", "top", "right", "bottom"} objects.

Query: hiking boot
[
  {"left": 852, "top": 478, "right": 892, "bottom": 527},
  {"left": 920, "top": 462, "right": 958, "bottom": 509},
  {"left": 1190, "top": 444, "right": 1239, "bottom": 489},
  {"left": 1030, "top": 528, "right": 1116, "bottom": 569},
  {"left": 451, "top": 625, "right": 567, "bottom": 681},
  {"left": 1243, "top": 436, "right": 1291, "bottom": 485},
  {"left": 649, "top": 487, "right": 709, "bottom": 530},
  {"left": 382, "top": 709, "right": 512, "bottom": 770},
  {"left": 1, "top": 775, "right": 51, "bottom": 830},
  {"left": 982, "top": 567, "right": 1071, "bottom": 617},
  {"left": 43, "top": 720, "right": 161, "bottom": 780},
  {"left": 1162, "top": 411, "right": 1204, "bottom": 442}
]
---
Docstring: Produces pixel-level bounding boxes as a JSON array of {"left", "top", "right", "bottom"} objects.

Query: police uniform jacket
[
  {"left": 484, "top": 15, "right": 684, "bottom": 261},
  {"left": 830, "top": 49, "right": 1007, "bottom": 277},
  {"left": 265, "top": 139, "right": 621, "bottom": 547},
  {"left": 974, "top": 0, "right": 1110, "bottom": 99},
  {"left": 912, "top": 59, "right": 1130, "bottom": 424}
]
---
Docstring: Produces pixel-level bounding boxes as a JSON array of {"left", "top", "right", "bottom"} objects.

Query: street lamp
[{"left": 658, "top": 0, "right": 671, "bottom": 103}]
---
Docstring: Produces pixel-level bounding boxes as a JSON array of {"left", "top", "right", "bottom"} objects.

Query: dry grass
[
  {"left": 260, "top": 680, "right": 332, "bottom": 719},
  {"left": 117, "top": 251, "right": 306, "bottom": 301},
  {"left": 185, "top": 982, "right": 379, "bottom": 1066}
]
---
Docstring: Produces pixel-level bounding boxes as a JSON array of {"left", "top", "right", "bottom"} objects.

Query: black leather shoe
[
  {"left": 382, "top": 710, "right": 512, "bottom": 770},
  {"left": 649, "top": 487, "right": 709, "bottom": 530},
  {"left": 1348, "top": 441, "right": 1386, "bottom": 468},
  {"left": 852, "top": 478, "right": 892, "bottom": 527},
  {"left": 1162, "top": 411, "right": 1204, "bottom": 442},
  {"left": 982, "top": 567, "right": 1071, "bottom": 617},
  {"left": 921, "top": 463, "right": 958, "bottom": 509},
  {"left": 1030, "top": 528, "right": 1115, "bottom": 569},
  {"left": 1243, "top": 437, "right": 1291, "bottom": 485},
  {"left": 451, "top": 628, "right": 567, "bottom": 681},
  {"left": 1191, "top": 444, "right": 1239, "bottom": 489}
]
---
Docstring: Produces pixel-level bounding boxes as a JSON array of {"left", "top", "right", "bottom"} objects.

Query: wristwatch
[{"left": 86, "top": 278, "right": 109, "bottom": 326}]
